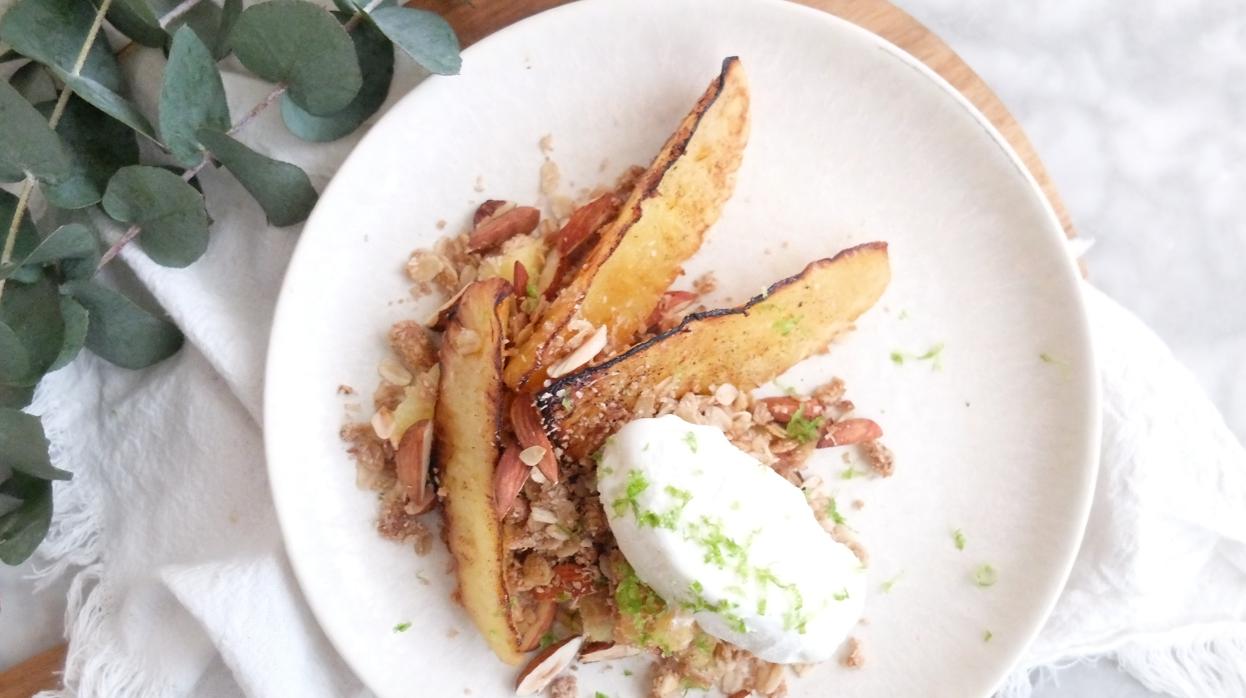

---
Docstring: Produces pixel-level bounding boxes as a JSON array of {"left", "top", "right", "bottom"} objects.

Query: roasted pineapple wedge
[
  {"left": 434, "top": 277, "right": 524, "bottom": 665},
  {"left": 536, "top": 243, "right": 891, "bottom": 460},
  {"left": 504, "top": 57, "right": 750, "bottom": 391}
]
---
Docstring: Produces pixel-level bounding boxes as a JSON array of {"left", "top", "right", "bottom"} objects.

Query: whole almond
[
  {"left": 818, "top": 418, "right": 884, "bottom": 448},
  {"left": 513, "top": 260, "right": 530, "bottom": 300},
  {"left": 554, "top": 193, "right": 619, "bottom": 254},
  {"left": 509, "top": 398, "right": 559, "bottom": 483},
  {"left": 467, "top": 206, "right": 540, "bottom": 253},
  {"left": 473, "top": 199, "right": 508, "bottom": 225},
  {"left": 494, "top": 444, "right": 530, "bottom": 518},
  {"left": 395, "top": 420, "right": 433, "bottom": 503}
]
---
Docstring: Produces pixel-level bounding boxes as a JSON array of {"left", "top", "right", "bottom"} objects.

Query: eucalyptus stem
[
  {"left": 157, "top": 0, "right": 206, "bottom": 29},
  {"left": 0, "top": 179, "right": 35, "bottom": 301},
  {"left": 99, "top": 0, "right": 384, "bottom": 267},
  {"left": 0, "top": 0, "right": 114, "bottom": 303}
]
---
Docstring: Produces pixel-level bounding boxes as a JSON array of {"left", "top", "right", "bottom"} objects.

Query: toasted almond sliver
[
  {"left": 529, "top": 507, "right": 557, "bottom": 524},
  {"left": 378, "top": 357, "right": 413, "bottom": 386},
  {"left": 515, "top": 636, "right": 583, "bottom": 696},
  {"left": 546, "top": 325, "right": 607, "bottom": 379},
  {"left": 371, "top": 407, "right": 395, "bottom": 441},
  {"left": 530, "top": 466, "right": 548, "bottom": 485},
  {"left": 518, "top": 445, "right": 547, "bottom": 467}
]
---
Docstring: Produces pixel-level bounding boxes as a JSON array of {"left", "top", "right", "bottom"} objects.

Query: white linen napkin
[{"left": 22, "top": 48, "right": 1246, "bottom": 698}]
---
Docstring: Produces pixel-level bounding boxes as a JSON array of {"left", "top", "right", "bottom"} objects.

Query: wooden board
[{"left": 0, "top": 1, "right": 1075, "bottom": 694}]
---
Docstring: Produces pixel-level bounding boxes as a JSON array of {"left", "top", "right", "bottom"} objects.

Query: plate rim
[{"left": 263, "top": 1, "right": 1102, "bottom": 695}]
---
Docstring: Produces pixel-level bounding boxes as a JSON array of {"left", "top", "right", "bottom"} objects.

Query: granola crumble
[{"left": 340, "top": 165, "right": 893, "bottom": 695}]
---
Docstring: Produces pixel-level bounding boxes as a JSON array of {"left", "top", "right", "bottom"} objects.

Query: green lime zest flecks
[
  {"left": 880, "top": 570, "right": 904, "bottom": 593},
  {"left": 612, "top": 468, "right": 650, "bottom": 517},
  {"left": 891, "top": 342, "right": 945, "bottom": 370},
  {"left": 826, "top": 497, "right": 847, "bottom": 526},
  {"left": 954, "top": 528, "right": 966, "bottom": 551},
  {"left": 773, "top": 314, "right": 800, "bottom": 336},
  {"left": 683, "top": 431, "right": 698, "bottom": 453},
  {"left": 785, "top": 405, "right": 825, "bottom": 444},
  {"left": 973, "top": 563, "right": 998, "bottom": 587}
]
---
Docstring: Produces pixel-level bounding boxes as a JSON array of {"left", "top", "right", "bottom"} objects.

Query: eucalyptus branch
[
  {"left": 0, "top": 0, "right": 114, "bottom": 303},
  {"left": 98, "top": 0, "right": 386, "bottom": 267},
  {"left": 157, "top": 0, "right": 206, "bottom": 29},
  {"left": 0, "top": 179, "right": 35, "bottom": 299},
  {"left": 229, "top": 81, "right": 288, "bottom": 136}
]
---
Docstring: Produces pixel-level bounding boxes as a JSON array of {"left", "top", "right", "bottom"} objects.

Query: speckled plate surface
[{"left": 264, "top": 0, "right": 1100, "bottom": 695}]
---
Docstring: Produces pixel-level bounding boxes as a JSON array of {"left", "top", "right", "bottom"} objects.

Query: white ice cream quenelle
[{"left": 597, "top": 414, "right": 866, "bottom": 664}]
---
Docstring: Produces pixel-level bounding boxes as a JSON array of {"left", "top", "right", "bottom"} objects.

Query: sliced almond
[
  {"left": 425, "top": 284, "right": 471, "bottom": 330},
  {"left": 518, "top": 445, "right": 547, "bottom": 467},
  {"left": 509, "top": 398, "right": 559, "bottom": 483},
  {"left": 395, "top": 420, "right": 433, "bottom": 503},
  {"left": 467, "top": 206, "right": 540, "bottom": 253},
  {"left": 494, "top": 444, "right": 529, "bottom": 519},
  {"left": 517, "top": 600, "right": 557, "bottom": 651},
  {"left": 644, "top": 289, "right": 699, "bottom": 330},
  {"left": 407, "top": 487, "right": 437, "bottom": 515},
  {"left": 818, "top": 418, "right": 883, "bottom": 448},
  {"left": 546, "top": 325, "right": 606, "bottom": 379},
  {"left": 378, "top": 357, "right": 413, "bottom": 386},
  {"left": 514, "top": 635, "right": 583, "bottom": 696},
  {"left": 578, "top": 641, "right": 641, "bottom": 663},
  {"left": 530, "top": 465, "right": 548, "bottom": 485},
  {"left": 371, "top": 407, "right": 395, "bottom": 441}
]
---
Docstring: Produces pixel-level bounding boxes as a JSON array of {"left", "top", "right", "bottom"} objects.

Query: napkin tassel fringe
[{"left": 29, "top": 371, "right": 174, "bottom": 698}]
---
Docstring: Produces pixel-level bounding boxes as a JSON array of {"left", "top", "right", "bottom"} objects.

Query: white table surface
[{"left": 1, "top": 1, "right": 1241, "bottom": 696}]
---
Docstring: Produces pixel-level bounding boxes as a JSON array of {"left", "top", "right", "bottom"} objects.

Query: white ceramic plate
[{"left": 264, "top": 1, "right": 1100, "bottom": 695}]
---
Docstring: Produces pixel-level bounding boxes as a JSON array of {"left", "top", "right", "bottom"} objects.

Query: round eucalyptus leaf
[
  {"left": 0, "top": 0, "right": 125, "bottom": 92},
  {"left": 56, "top": 70, "right": 158, "bottom": 142},
  {"left": 0, "top": 275, "right": 64, "bottom": 386},
  {"left": 102, "top": 166, "right": 209, "bottom": 267},
  {"left": 0, "top": 190, "right": 42, "bottom": 285},
  {"left": 0, "top": 80, "right": 72, "bottom": 184},
  {"left": 65, "top": 280, "right": 184, "bottom": 369},
  {"left": 213, "top": 0, "right": 243, "bottom": 59},
  {"left": 0, "top": 384, "right": 36, "bottom": 409},
  {"left": 197, "top": 128, "right": 318, "bottom": 226},
  {"left": 160, "top": 27, "right": 231, "bottom": 167},
  {"left": 49, "top": 294, "right": 89, "bottom": 371},
  {"left": 106, "top": 0, "right": 167, "bottom": 48},
  {"left": 0, "top": 161, "right": 24, "bottom": 184},
  {"left": 0, "top": 408, "right": 69, "bottom": 480},
  {"left": 0, "top": 223, "right": 100, "bottom": 282},
  {"left": 0, "top": 324, "right": 31, "bottom": 385},
  {"left": 368, "top": 6, "right": 460, "bottom": 76},
  {"left": 154, "top": 0, "right": 224, "bottom": 52},
  {"left": 280, "top": 14, "right": 393, "bottom": 142},
  {"left": 8, "top": 61, "right": 58, "bottom": 105},
  {"left": 40, "top": 96, "right": 141, "bottom": 210},
  {"left": 0, "top": 475, "right": 52, "bottom": 565},
  {"left": 230, "top": 0, "right": 362, "bottom": 116}
]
